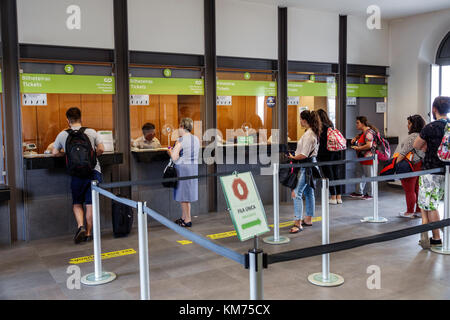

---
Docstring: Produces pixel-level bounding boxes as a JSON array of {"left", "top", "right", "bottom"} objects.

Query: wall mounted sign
[
  {"left": 376, "top": 102, "right": 387, "bottom": 113},
  {"left": 22, "top": 93, "right": 47, "bottom": 106},
  {"left": 163, "top": 69, "right": 172, "bottom": 78},
  {"left": 217, "top": 96, "right": 232, "bottom": 106},
  {"left": 266, "top": 96, "right": 276, "bottom": 108},
  {"left": 130, "top": 77, "right": 204, "bottom": 95},
  {"left": 130, "top": 94, "right": 150, "bottom": 106},
  {"left": 20, "top": 74, "right": 115, "bottom": 94},
  {"left": 244, "top": 72, "right": 251, "bottom": 80},
  {"left": 288, "top": 82, "right": 337, "bottom": 97},
  {"left": 64, "top": 64, "right": 74, "bottom": 74},
  {"left": 220, "top": 172, "right": 270, "bottom": 241},
  {"left": 347, "top": 84, "right": 387, "bottom": 98},
  {"left": 309, "top": 75, "right": 316, "bottom": 81},
  {"left": 347, "top": 97, "right": 357, "bottom": 105},
  {"left": 288, "top": 96, "right": 300, "bottom": 106},
  {"left": 217, "top": 80, "right": 276, "bottom": 96}
]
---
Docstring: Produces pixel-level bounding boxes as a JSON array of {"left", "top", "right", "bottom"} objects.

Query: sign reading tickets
[
  {"left": 220, "top": 172, "right": 270, "bottom": 241},
  {"left": 20, "top": 73, "right": 115, "bottom": 94},
  {"left": 130, "top": 77, "right": 204, "bottom": 95}
]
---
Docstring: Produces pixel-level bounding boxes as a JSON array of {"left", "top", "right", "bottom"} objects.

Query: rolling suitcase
[{"left": 112, "top": 195, "right": 133, "bottom": 238}]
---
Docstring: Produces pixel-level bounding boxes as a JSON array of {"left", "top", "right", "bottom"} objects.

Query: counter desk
[{"left": 23, "top": 152, "right": 123, "bottom": 241}]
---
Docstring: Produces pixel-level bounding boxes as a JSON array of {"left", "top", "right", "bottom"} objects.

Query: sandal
[
  {"left": 180, "top": 220, "right": 192, "bottom": 228},
  {"left": 301, "top": 221, "right": 312, "bottom": 227},
  {"left": 174, "top": 218, "right": 184, "bottom": 225},
  {"left": 289, "top": 224, "right": 303, "bottom": 234}
]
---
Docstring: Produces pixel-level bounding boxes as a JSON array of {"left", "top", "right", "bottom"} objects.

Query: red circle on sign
[{"left": 232, "top": 178, "right": 249, "bottom": 201}]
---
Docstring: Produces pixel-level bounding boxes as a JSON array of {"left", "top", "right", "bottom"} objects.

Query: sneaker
[
  {"left": 74, "top": 226, "right": 86, "bottom": 244},
  {"left": 414, "top": 212, "right": 422, "bottom": 218},
  {"left": 329, "top": 199, "right": 338, "bottom": 205},
  {"left": 430, "top": 238, "right": 442, "bottom": 246},
  {"left": 350, "top": 192, "right": 364, "bottom": 198},
  {"left": 362, "top": 195, "right": 373, "bottom": 200},
  {"left": 337, "top": 199, "right": 343, "bottom": 204},
  {"left": 419, "top": 232, "right": 430, "bottom": 249},
  {"left": 398, "top": 212, "right": 415, "bottom": 219}
]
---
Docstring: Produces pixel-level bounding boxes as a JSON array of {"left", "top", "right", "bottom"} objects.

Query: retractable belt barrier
[
  {"left": 279, "top": 156, "right": 375, "bottom": 169},
  {"left": 329, "top": 167, "right": 444, "bottom": 186},
  {"left": 268, "top": 218, "right": 450, "bottom": 265}
]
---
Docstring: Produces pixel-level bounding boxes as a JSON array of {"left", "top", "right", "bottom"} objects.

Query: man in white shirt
[
  {"left": 52, "top": 107, "right": 105, "bottom": 244},
  {"left": 133, "top": 123, "right": 161, "bottom": 149}
]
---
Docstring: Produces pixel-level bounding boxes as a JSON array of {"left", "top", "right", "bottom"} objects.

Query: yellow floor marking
[
  {"left": 69, "top": 248, "right": 137, "bottom": 265},
  {"left": 177, "top": 217, "right": 322, "bottom": 245}
]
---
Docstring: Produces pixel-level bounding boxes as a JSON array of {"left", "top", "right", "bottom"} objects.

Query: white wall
[
  {"left": 216, "top": 0, "right": 278, "bottom": 60},
  {"left": 288, "top": 7, "right": 339, "bottom": 63},
  {"left": 387, "top": 9, "right": 450, "bottom": 142},
  {"left": 17, "top": 0, "right": 114, "bottom": 49},
  {"left": 128, "top": 0, "right": 204, "bottom": 55},
  {"left": 347, "top": 15, "right": 389, "bottom": 66}
]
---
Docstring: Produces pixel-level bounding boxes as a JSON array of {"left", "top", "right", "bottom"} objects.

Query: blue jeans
[{"left": 293, "top": 168, "right": 315, "bottom": 220}]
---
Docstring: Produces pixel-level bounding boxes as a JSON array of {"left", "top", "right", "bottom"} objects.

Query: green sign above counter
[
  {"left": 347, "top": 84, "right": 387, "bottom": 98},
  {"left": 288, "top": 82, "right": 337, "bottom": 97},
  {"left": 20, "top": 73, "right": 115, "bottom": 94},
  {"left": 217, "top": 80, "right": 277, "bottom": 96},
  {"left": 130, "top": 77, "right": 204, "bottom": 95}
]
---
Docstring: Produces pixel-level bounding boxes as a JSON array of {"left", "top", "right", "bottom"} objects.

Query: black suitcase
[{"left": 112, "top": 196, "right": 133, "bottom": 238}]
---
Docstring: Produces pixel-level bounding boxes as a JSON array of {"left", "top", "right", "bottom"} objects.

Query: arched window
[{"left": 431, "top": 32, "right": 450, "bottom": 117}]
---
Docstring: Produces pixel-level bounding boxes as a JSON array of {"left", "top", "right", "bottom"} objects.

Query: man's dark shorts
[{"left": 71, "top": 170, "right": 103, "bottom": 205}]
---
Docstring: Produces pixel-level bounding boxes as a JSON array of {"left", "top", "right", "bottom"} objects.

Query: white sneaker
[
  {"left": 337, "top": 199, "right": 343, "bottom": 204},
  {"left": 414, "top": 212, "right": 422, "bottom": 218},
  {"left": 329, "top": 199, "right": 338, "bottom": 205},
  {"left": 398, "top": 212, "right": 415, "bottom": 219}
]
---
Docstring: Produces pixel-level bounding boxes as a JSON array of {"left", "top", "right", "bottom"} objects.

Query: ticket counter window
[
  {"left": 216, "top": 70, "right": 275, "bottom": 144},
  {"left": 20, "top": 62, "right": 115, "bottom": 155},
  {"left": 129, "top": 67, "right": 203, "bottom": 149},
  {"left": 287, "top": 74, "right": 337, "bottom": 142}
]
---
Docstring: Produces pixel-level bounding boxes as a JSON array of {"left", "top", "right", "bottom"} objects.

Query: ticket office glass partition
[
  {"left": 0, "top": 61, "right": 5, "bottom": 183},
  {"left": 287, "top": 73, "right": 337, "bottom": 143},
  {"left": 346, "top": 75, "right": 388, "bottom": 140},
  {"left": 216, "top": 70, "right": 275, "bottom": 145},
  {"left": 19, "top": 61, "right": 115, "bottom": 155},
  {"left": 129, "top": 66, "right": 204, "bottom": 149}
]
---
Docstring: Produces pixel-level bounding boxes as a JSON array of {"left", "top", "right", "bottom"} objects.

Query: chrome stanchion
[
  {"left": 308, "top": 178, "right": 344, "bottom": 287},
  {"left": 81, "top": 181, "right": 117, "bottom": 286},
  {"left": 264, "top": 163, "right": 290, "bottom": 245},
  {"left": 249, "top": 236, "right": 264, "bottom": 300},
  {"left": 362, "top": 153, "right": 388, "bottom": 223},
  {"left": 138, "top": 202, "right": 151, "bottom": 299},
  {"left": 431, "top": 165, "right": 450, "bottom": 255}
]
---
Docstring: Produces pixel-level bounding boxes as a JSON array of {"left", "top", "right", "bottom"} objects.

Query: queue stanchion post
[
  {"left": 431, "top": 165, "right": 450, "bottom": 255},
  {"left": 138, "top": 201, "right": 151, "bottom": 299},
  {"left": 264, "top": 162, "right": 290, "bottom": 245},
  {"left": 362, "top": 154, "right": 388, "bottom": 223},
  {"left": 308, "top": 178, "right": 344, "bottom": 287},
  {"left": 248, "top": 236, "right": 264, "bottom": 300},
  {"left": 81, "top": 181, "right": 117, "bottom": 286}
]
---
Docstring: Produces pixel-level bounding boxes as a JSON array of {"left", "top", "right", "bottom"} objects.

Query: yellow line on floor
[
  {"left": 177, "top": 217, "right": 322, "bottom": 245},
  {"left": 69, "top": 248, "right": 137, "bottom": 265}
]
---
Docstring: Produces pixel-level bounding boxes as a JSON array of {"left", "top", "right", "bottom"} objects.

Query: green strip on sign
[
  {"left": 242, "top": 219, "right": 262, "bottom": 230},
  {"left": 130, "top": 77, "right": 204, "bottom": 95},
  {"left": 288, "top": 82, "right": 336, "bottom": 97},
  {"left": 347, "top": 84, "right": 387, "bottom": 98},
  {"left": 20, "top": 73, "right": 115, "bottom": 94},
  {"left": 217, "top": 80, "right": 277, "bottom": 96}
]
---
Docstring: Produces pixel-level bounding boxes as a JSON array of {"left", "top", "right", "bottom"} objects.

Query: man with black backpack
[{"left": 52, "top": 107, "right": 105, "bottom": 244}]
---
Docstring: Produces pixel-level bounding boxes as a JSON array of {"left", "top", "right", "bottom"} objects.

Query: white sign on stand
[
  {"left": 220, "top": 172, "right": 270, "bottom": 241},
  {"left": 376, "top": 102, "right": 387, "bottom": 113},
  {"left": 22, "top": 94, "right": 47, "bottom": 106}
]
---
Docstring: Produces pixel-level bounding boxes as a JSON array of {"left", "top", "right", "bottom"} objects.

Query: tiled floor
[{"left": 1, "top": 184, "right": 450, "bottom": 300}]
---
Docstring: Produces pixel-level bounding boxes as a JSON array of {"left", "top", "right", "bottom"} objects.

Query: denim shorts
[{"left": 71, "top": 170, "right": 103, "bottom": 205}]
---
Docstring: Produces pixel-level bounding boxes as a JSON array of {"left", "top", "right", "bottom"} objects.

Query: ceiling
[{"left": 240, "top": 0, "right": 450, "bottom": 20}]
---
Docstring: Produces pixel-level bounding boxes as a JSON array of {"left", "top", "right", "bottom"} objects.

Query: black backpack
[{"left": 65, "top": 127, "right": 97, "bottom": 178}]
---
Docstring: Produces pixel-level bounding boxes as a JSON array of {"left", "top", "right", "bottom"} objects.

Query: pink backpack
[{"left": 327, "top": 127, "right": 347, "bottom": 152}]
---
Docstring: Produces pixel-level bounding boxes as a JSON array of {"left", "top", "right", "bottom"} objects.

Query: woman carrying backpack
[
  {"left": 317, "top": 109, "right": 345, "bottom": 205},
  {"left": 287, "top": 110, "right": 321, "bottom": 233},
  {"left": 396, "top": 115, "right": 425, "bottom": 218},
  {"left": 350, "top": 116, "right": 379, "bottom": 200}
]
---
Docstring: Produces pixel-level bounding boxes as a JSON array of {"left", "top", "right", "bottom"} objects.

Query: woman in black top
[{"left": 317, "top": 109, "right": 343, "bottom": 204}]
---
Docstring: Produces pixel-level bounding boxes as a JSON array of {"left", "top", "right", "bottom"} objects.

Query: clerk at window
[{"left": 133, "top": 123, "right": 161, "bottom": 149}]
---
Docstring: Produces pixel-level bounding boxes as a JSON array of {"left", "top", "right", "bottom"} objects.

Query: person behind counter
[
  {"left": 52, "top": 107, "right": 105, "bottom": 244},
  {"left": 168, "top": 118, "right": 200, "bottom": 228},
  {"left": 133, "top": 123, "right": 161, "bottom": 149}
]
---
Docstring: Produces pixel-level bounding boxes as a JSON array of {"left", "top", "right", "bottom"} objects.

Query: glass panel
[
  {"left": 442, "top": 65, "right": 450, "bottom": 118},
  {"left": 19, "top": 62, "right": 115, "bottom": 155},
  {"left": 216, "top": 70, "right": 275, "bottom": 144},
  {"left": 431, "top": 64, "right": 441, "bottom": 119},
  {"left": 287, "top": 73, "right": 337, "bottom": 142},
  {"left": 129, "top": 66, "right": 203, "bottom": 149}
]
